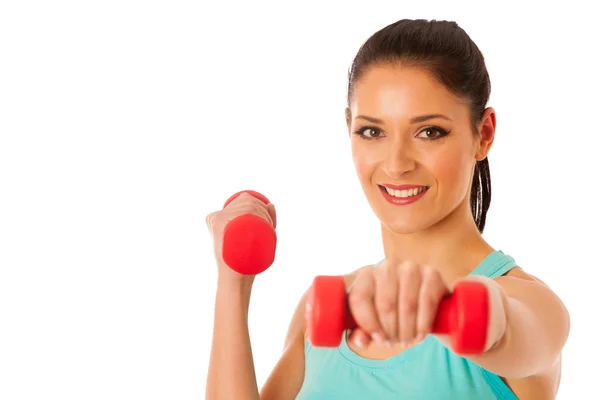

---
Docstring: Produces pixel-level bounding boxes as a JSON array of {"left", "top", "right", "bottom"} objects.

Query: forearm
[
  {"left": 465, "top": 276, "right": 569, "bottom": 379},
  {"left": 206, "top": 280, "right": 260, "bottom": 400}
]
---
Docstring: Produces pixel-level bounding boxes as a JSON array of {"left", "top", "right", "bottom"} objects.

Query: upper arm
[
  {"left": 469, "top": 267, "right": 570, "bottom": 379},
  {"left": 259, "top": 287, "right": 309, "bottom": 400},
  {"left": 259, "top": 267, "right": 368, "bottom": 400},
  {"left": 501, "top": 267, "right": 571, "bottom": 367}
]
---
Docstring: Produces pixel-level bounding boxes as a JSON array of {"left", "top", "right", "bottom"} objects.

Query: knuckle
[
  {"left": 422, "top": 265, "right": 439, "bottom": 280},
  {"left": 381, "top": 264, "right": 397, "bottom": 279},
  {"left": 348, "top": 291, "right": 370, "bottom": 311},
  {"left": 239, "top": 192, "right": 253, "bottom": 200},
  {"left": 379, "top": 260, "right": 392, "bottom": 271},
  {"left": 231, "top": 192, "right": 255, "bottom": 207},
  {"left": 421, "top": 264, "right": 433, "bottom": 277},
  {"left": 206, "top": 212, "right": 222, "bottom": 229},
  {"left": 377, "top": 268, "right": 391, "bottom": 282},
  {"left": 348, "top": 290, "right": 363, "bottom": 307},
  {"left": 406, "top": 262, "right": 420, "bottom": 274},
  {"left": 398, "top": 260, "right": 415, "bottom": 273}
]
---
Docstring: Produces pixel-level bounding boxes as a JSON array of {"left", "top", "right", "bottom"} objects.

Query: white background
[{"left": 1, "top": 1, "right": 598, "bottom": 399}]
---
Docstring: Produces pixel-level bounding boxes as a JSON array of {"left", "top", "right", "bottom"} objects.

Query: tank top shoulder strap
[{"left": 469, "top": 250, "right": 519, "bottom": 279}]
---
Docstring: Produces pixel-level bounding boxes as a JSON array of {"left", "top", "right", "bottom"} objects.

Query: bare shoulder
[
  {"left": 501, "top": 264, "right": 568, "bottom": 314},
  {"left": 503, "top": 266, "right": 545, "bottom": 285},
  {"left": 496, "top": 266, "right": 562, "bottom": 298}
]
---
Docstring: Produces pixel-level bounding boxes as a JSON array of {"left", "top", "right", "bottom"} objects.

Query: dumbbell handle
[{"left": 342, "top": 290, "right": 460, "bottom": 334}]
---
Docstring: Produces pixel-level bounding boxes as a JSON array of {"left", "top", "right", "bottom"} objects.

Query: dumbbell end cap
[
  {"left": 222, "top": 214, "right": 276, "bottom": 275},
  {"left": 451, "top": 280, "right": 489, "bottom": 354},
  {"left": 306, "top": 276, "right": 348, "bottom": 347},
  {"left": 224, "top": 190, "right": 271, "bottom": 208}
]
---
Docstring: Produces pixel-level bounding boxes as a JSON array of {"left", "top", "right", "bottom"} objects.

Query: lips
[{"left": 378, "top": 184, "right": 429, "bottom": 205}]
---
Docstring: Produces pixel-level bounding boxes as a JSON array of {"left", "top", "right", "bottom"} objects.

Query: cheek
[
  {"left": 351, "top": 142, "right": 377, "bottom": 183},
  {"left": 432, "top": 147, "right": 473, "bottom": 195}
]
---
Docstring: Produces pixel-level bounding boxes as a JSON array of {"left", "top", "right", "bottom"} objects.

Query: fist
[
  {"left": 347, "top": 260, "right": 451, "bottom": 349},
  {"left": 205, "top": 192, "right": 277, "bottom": 282}
]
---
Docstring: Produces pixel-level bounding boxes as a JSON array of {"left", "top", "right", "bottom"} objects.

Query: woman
[{"left": 206, "top": 19, "right": 570, "bottom": 399}]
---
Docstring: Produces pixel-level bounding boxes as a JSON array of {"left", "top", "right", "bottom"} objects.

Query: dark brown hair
[{"left": 347, "top": 19, "right": 492, "bottom": 232}]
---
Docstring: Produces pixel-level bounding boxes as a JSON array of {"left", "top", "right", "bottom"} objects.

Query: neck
[{"left": 380, "top": 200, "right": 495, "bottom": 282}]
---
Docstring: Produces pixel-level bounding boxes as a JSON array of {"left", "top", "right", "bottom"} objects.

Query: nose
[{"left": 382, "top": 138, "right": 417, "bottom": 178}]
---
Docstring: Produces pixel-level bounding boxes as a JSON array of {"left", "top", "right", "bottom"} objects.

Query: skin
[{"left": 205, "top": 64, "right": 570, "bottom": 400}]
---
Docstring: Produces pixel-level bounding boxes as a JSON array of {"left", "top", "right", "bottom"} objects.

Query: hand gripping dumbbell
[
  {"left": 221, "top": 190, "right": 277, "bottom": 275},
  {"left": 305, "top": 276, "right": 490, "bottom": 354}
]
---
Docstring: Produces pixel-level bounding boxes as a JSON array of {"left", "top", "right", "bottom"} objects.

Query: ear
[{"left": 475, "top": 107, "right": 496, "bottom": 161}]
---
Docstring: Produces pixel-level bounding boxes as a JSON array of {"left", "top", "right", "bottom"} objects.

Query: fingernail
[
  {"left": 385, "top": 340, "right": 393, "bottom": 348},
  {"left": 400, "top": 341, "right": 409, "bottom": 348},
  {"left": 354, "top": 336, "right": 367, "bottom": 349},
  {"left": 371, "top": 333, "right": 385, "bottom": 346}
]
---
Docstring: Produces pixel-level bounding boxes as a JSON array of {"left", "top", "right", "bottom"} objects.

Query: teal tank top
[{"left": 296, "top": 250, "right": 519, "bottom": 400}]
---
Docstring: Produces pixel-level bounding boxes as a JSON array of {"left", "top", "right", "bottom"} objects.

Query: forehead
[{"left": 349, "top": 64, "right": 467, "bottom": 120}]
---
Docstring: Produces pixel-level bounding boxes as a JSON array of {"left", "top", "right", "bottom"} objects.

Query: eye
[
  {"left": 417, "top": 127, "right": 450, "bottom": 140},
  {"left": 354, "top": 126, "right": 384, "bottom": 140}
]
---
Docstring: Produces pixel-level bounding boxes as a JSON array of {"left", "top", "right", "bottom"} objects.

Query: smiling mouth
[{"left": 378, "top": 185, "right": 429, "bottom": 198}]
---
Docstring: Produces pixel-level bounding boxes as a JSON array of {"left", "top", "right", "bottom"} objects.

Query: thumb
[{"left": 266, "top": 203, "right": 277, "bottom": 229}]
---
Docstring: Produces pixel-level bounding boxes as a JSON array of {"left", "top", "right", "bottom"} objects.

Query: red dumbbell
[
  {"left": 221, "top": 190, "right": 277, "bottom": 275},
  {"left": 305, "top": 275, "right": 489, "bottom": 354}
]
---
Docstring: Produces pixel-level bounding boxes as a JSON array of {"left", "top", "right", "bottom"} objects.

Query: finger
[
  {"left": 374, "top": 264, "right": 399, "bottom": 343},
  {"left": 246, "top": 195, "right": 274, "bottom": 226},
  {"left": 346, "top": 328, "right": 372, "bottom": 350},
  {"left": 348, "top": 271, "right": 385, "bottom": 341},
  {"left": 415, "top": 266, "right": 449, "bottom": 343},
  {"left": 398, "top": 261, "right": 421, "bottom": 346},
  {"left": 266, "top": 203, "right": 277, "bottom": 229},
  {"left": 224, "top": 191, "right": 254, "bottom": 209},
  {"left": 205, "top": 212, "right": 215, "bottom": 230},
  {"left": 252, "top": 201, "right": 273, "bottom": 226},
  {"left": 226, "top": 194, "right": 274, "bottom": 226},
  {"left": 250, "top": 199, "right": 273, "bottom": 226}
]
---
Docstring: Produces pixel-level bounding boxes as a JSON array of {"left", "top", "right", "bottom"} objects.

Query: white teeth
[{"left": 384, "top": 186, "right": 427, "bottom": 198}]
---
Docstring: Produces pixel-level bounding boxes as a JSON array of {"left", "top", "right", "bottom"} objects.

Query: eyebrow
[{"left": 356, "top": 114, "right": 452, "bottom": 124}]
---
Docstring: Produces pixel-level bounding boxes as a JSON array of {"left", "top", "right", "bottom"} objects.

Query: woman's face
[{"left": 346, "top": 64, "right": 494, "bottom": 234}]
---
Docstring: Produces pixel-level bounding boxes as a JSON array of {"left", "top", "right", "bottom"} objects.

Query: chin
[
  {"left": 365, "top": 185, "right": 444, "bottom": 235},
  {"left": 368, "top": 203, "right": 429, "bottom": 234},
  {"left": 370, "top": 199, "right": 440, "bottom": 234},
  {"left": 381, "top": 218, "right": 429, "bottom": 235}
]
